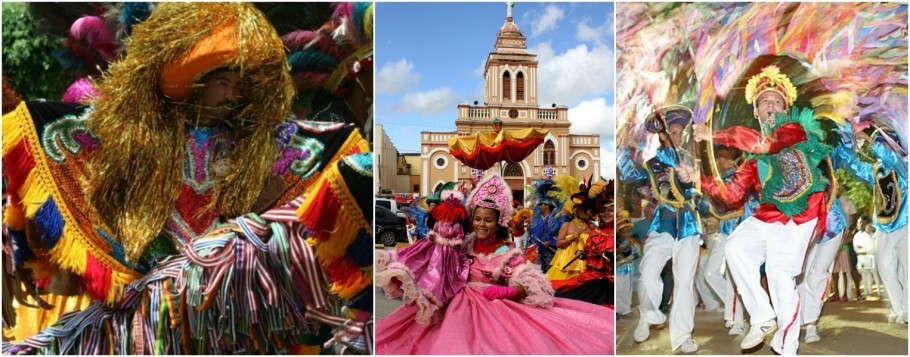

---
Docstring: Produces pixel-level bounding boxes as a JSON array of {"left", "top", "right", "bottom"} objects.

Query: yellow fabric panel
[
  {"left": 447, "top": 128, "right": 549, "bottom": 154},
  {"left": 3, "top": 292, "right": 92, "bottom": 342}
]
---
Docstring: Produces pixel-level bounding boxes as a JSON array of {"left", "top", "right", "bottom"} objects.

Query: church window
[
  {"left": 502, "top": 71, "right": 511, "bottom": 100},
  {"left": 503, "top": 163, "right": 523, "bottom": 177},
  {"left": 543, "top": 140, "right": 556, "bottom": 165}
]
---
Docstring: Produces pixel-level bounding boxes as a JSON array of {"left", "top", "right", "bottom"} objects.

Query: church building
[{"left": 419, "top": 4, "right": 600, "bottom": 202}]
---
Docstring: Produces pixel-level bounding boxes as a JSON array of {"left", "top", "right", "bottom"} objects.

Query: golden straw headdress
[
  {"left": 745, "top": 65, "right": 797, "bottom": 107},
  {"left": 86, "top": 3, "right": 294, "bottom": 262}
]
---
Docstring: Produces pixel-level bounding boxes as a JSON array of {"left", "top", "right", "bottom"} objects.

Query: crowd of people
[
  {"left": 376, "top": 173, "right": 616, "bottom": 354},
  {"left": 616, "top": 66, "right": 907, "bottom": 354}
]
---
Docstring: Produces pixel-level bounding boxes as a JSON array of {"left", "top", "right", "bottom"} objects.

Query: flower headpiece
[
  {"left": 745, "top": 65, "right": 797, "bottom": 107},
  {"left": 466, "top": 173, "right": 513, "bottom": 227}
]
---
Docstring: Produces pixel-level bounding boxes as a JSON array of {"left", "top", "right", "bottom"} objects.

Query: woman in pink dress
[{"left": 376, "top": 174, "right": 615, "bottom": 355}]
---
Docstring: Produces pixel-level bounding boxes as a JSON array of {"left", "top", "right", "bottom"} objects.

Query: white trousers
[
  {"left": 724, "top": 264, "right": 745, "bottom": 325},
  {"left": 616, "top": 272, "right": 634, "bottom": 316},
  {"left": 857, "top": 254, "right": 880, "bottom": 296},
  {"left": 705, "top": 233, "right": 745, "bottom": 324},
  {"left": 799, "top": 231, "right": 844, "bottom": 325},
  {"left": 696, "top": 248, "right": 722, "bottom": 310},
  {"left": 725, "top": 217, "right": 816, "bottom": 355},
  {"left": 876, "top": 226, "right": 908, "bottom": 319},
  {"left": 638, "top": 232, "right": 700, "bottom": 350}
]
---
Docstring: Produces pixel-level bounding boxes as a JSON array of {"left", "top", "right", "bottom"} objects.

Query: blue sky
[{"left": 375, "top": 2, "right": 615, "bottom": 178}]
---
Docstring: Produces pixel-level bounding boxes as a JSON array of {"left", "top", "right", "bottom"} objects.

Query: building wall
[{"left": 377, "top": 124, "right": 414, "bottom": 195}]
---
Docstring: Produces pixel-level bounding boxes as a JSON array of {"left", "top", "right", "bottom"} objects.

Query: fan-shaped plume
[{"left": 617, "top": 3, "right": 907, "bottom": 152}]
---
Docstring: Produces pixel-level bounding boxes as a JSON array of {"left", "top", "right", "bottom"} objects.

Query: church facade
[{"left": 419, "top": 5, "right": 600, "bottom": 203}]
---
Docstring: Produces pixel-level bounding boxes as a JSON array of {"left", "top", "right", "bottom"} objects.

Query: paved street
[{"left": 616, "top": 295, "right": 908, "bottom": 355}]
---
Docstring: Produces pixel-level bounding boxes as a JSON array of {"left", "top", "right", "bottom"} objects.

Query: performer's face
[
  {"left": 196, "top": 70, "right": 241, "bottom": 124},
  {"left": 717, "top": 155, "right": 736, "bottom": 172},
  {"left": 600, "top": 205, "right": 614, "bottom": 226},
  {"left": 472, "top": 207, "right": 499, "bottom": 239},
  {"left": 753, "top": 91, "right": 786, "bottom": 127},
  {"left": 539, "top": 203, "right": 551, "bottom": 214},
  {"left": 668, "top": 123, "right": 686, "bottom": 147}
]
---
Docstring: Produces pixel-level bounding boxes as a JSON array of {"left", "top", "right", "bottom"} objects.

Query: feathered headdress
[
  {"left": 551, "top": 174, "right": 580, "bottom": 215},
  {"left": 588, "top": 178, "right": 614, "bottom": 212},
  {"left": 745, "top": 65, "right": 798, "bottom": 107},
  {"left": 529, "top": 179, "right": 562, "bottom": 211},
  {"left": 86, "top": 3, "right": 294, "bottom": 262},
  {"left": 466, "top": 173, "right": 513, "bottom": 227}
]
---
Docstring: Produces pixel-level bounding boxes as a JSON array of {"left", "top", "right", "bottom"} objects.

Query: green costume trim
[{"left": 749, "top": 107, "right": 832, "bottom": 217}]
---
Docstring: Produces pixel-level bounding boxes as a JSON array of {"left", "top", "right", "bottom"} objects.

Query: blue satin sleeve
[
  {"left": 618, "top": 147, "right": 648, "bottom": 182},
  {"left": 820, "top": 199, "right": 846, "bottom": 243},
  {"left": 831, "top": 144, "right": 874, "bottom": 186},
  {"left": 871, "top": 142, "right": 908, "bottom": 179}
]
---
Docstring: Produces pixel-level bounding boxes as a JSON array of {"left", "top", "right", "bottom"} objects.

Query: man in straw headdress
[
  {"left": 692, "top": 65, "right": 833, "bottom": 354},
  {"left": 3, "top": 3, "right": 373, "bottom": 354}
]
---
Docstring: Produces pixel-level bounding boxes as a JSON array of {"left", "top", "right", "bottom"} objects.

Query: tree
[{"left": 2, "top": 2, "right": 67, "bottom": 101}]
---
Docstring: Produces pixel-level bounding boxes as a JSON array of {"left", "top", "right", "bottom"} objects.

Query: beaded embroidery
[
  {"left": 771, "top": 150, "right": 813, "bottom": 203},
  {"left": 40, "top": 110, "right": 99, "bottom": 163}
]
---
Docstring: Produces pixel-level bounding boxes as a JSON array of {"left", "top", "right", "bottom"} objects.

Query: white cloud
[
  {"left": 377, "top": 59, "right": 420, "bottom": 94},
  {"left": 531, "top": 42, "right": 614, "bottom": 106},
  {"left": 569, "top": 98, "right": 614, "bottom": 137},
  {"left": 531, "top": 4, "right": 565, "bottom": 37},
  {"left": 576, "top": 16, "right": 613, "bottom": 44},
  {"left": 392, "top": 87, "right": 460, "bottom": 115},
  {"left": 569, "top": 98, "right": 614, "bottom": 179}
]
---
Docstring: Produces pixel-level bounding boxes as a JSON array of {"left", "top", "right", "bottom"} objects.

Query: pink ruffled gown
[
  {"left": 375, "top": 220, "right": 471, "bottom": 325},
  {"left": 376, "top": 233, "right": 616, "bottom": 355}
]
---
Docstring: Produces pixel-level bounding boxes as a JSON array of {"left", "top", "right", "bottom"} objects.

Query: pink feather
[{"left": 61, "top": 77, "right": 100, "bottom": 104}]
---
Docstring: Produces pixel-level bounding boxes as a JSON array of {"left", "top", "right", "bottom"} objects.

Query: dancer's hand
[
  {"left": 678, "top": 164, "right": 696, "bottom": 183},
  {"left": 482, "top": 285, "right": 519, "bottom": 300},
  {"left": 693, "top": 124, "right": 710, "bottom": 142}
]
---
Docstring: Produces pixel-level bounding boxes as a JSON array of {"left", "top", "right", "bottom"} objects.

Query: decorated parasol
[{"left": 447, "top": 126, "right": 549, "bottom": 171}]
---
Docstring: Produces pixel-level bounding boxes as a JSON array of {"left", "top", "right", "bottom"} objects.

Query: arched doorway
[{"left": 503, "top": 162, "right": 524, "bottom": 204}]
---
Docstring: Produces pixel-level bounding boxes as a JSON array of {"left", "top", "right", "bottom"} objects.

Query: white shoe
[
  {"left": 804, "top": 324, "right": 820, "bottom": 343},
  {"left": 678, "top": 338, "right": 698, "bottom": 353},
  {"left": 729, "top": 321, "right": 744, "bottom": 335},
  {"left": 741, "top": 319, "right": 776, "bottom": 349},
  {"left": 896, "top": 315, "right": 908, "bottom": 324},
  {"left": 887, "top": 311, "right": 898, "bottom": 323},
  {"left": 725, "top": 320, "right": 734, "bottom": 329},
  {"left": 633, "top": 318, "right": 651, "bottom": 343}
]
